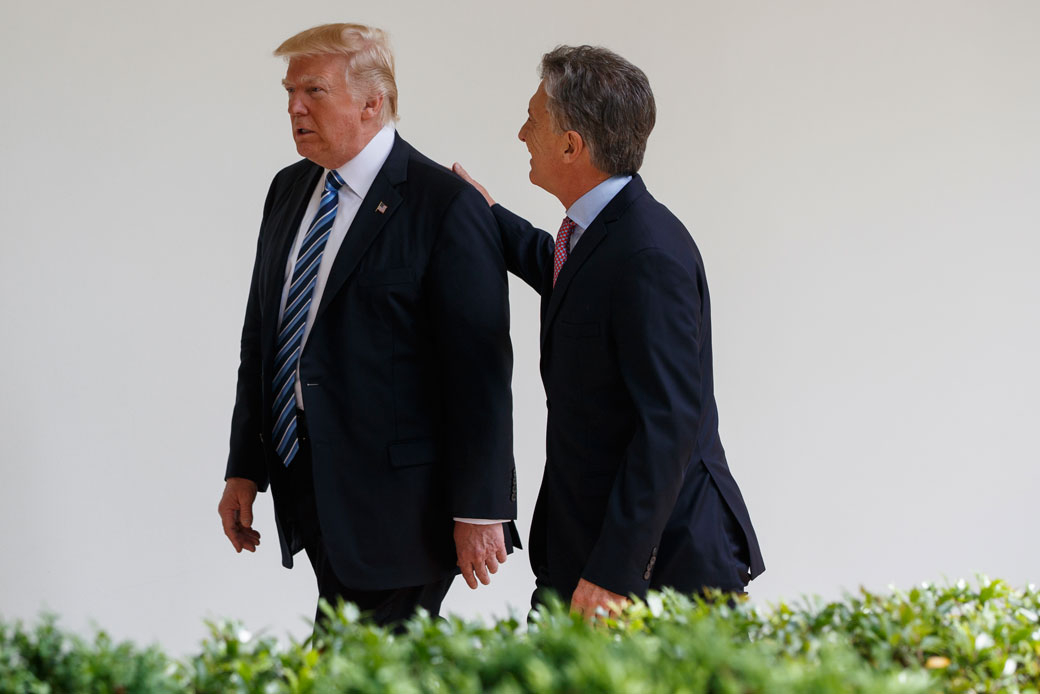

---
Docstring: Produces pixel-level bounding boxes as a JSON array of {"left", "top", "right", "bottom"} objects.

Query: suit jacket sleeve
[
  {"left": 491, "top": 203, "right": 554, "bottom": 294},
  {"left": 224, "top": 179, "right": 278, "bottom": 492},
  {"left": 427, "top": 186, "right": 516, "bottom": 519},
  {"left": 582, "top": 248, "right": 704, "bottom": 597}
]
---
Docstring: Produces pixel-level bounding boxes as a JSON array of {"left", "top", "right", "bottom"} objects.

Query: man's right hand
[
  {"left": 218, "top": 477, "right": 261, "bottom": 552},
  {"left": 452, "top": 163, "right": 496, "bottom": 207}
]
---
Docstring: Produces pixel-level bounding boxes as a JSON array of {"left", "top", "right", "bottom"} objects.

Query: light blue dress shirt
[{"left": 564, "top": 175, "right": 633, "bottom": 251}]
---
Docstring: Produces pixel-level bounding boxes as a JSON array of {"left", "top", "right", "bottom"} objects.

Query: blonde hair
[{"left": 275, "top": 23, "right": 398, "bottom": 125}]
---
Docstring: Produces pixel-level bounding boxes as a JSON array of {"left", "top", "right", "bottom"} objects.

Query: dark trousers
[{"left": 288, "top": 410, "right": 454, "bottom": 629}]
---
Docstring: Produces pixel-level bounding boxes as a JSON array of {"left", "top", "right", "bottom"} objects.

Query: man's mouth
[{"left": 296, "top": 128, "right": 314, "bottom": 135}]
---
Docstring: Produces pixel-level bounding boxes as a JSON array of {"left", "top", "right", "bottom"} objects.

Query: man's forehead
[
  {"left": 530, "top": 84, "right": 547, "bottom": 111},
  {"left": 285, "top": 54, "right": 348, "bottom": 81}
]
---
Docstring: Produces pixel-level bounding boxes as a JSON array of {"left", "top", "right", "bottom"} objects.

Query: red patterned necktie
[{"left": 553, "top": 217, "right": 576, "bottom": 287}]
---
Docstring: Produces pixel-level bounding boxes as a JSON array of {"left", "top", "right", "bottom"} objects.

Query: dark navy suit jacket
[
  {"left": 226, "top": 135, "right": 518, "bottom": 590},
  {"left": 493, "top": 175, "right": 764, "bottom": 599}
]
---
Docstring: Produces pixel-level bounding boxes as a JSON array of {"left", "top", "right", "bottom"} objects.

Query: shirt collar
[
  {"left": 330, "top": 124, "right": 396, "bottom": 199},
  {"left": 565, "top": 175, "right": 633, "bottom": 229}
]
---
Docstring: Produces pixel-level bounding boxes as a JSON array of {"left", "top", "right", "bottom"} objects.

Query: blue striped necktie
[{"left": 271, "top": 169, "right": 346, "bottom": 466}]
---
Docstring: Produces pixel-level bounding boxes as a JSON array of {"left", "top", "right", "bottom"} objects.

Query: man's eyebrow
[{"left": 282, "top": 75, "right": 331, "bottom": 88}]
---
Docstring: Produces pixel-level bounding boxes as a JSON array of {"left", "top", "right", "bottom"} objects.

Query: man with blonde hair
[{"left": 219, "top": 23, "right": 519, "bottom": 627}]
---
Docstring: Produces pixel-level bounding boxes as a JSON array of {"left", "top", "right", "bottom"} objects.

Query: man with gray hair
[
  {"left": 455, "top": 45, "right": 764, "bottom": 618},
  {"left": 219, "top": 23, "right": 519, "bottom": 627}
]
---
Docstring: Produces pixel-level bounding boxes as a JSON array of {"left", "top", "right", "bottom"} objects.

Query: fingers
[
  {"left": 238, "top": 530, "right": 261, "bottom": 552},
  {"left": 570, "top": 579, "right": 628, "bottom": 622},
  {"left": 235, "top": 515, "right": 261, "bottom": 552},
  {"left": 571, "top": 600, "right": 606, "bottom": 623},
  {"left": 451, "top": 162, "right": 495, "bottom": 206},
  {"left": 569, "top": 594, "right": 590, "bottom": 620},
  {"left": 238, "top": 494, "right": 254, "bottom": 529},
  {"left": 219, "top": 478, "right": 260, "bottom": 554},
  {"left": 219, "top": 508, "right": 262, "bottom": 553},
  {"left": 459, "top": 558, "right": 494, "bottom": 589},
  {"left": 454, "top": 521, "right": 508, "bottom": 589},
  {"left": 218, "top": 492, "right": 242, "bottom": 551},
  {"left": 569, "top": 584, "right": 591, "bottom": 619},
  {"left": 228, "top": 523, "right": 261, "bottom": 553},
  {"left": 460, "top": 564, "right": 479, "bottom": 590},
  {"left": 458, "top": 557, "right": 493, "bottom": 589},
  {"left": 452, "top": 162, "right": 476, "bottom": 185},
  {"left": 240, "top": 527, "right": 261, "bottom": 543},
  {"left": 219, "top": 506, "right": 242, "bottom": 552}
]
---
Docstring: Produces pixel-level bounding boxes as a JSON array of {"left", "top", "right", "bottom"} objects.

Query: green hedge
[{"left": 2, "top": 578, "right": 1037, "bottom": 693}]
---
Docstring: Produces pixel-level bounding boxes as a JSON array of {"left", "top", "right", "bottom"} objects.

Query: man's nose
[
  {"left": 518, "top": 123, "right": 527, "bottom": 142},
  {"left": 288, "top": 94, "right": 307, "bottom": 115}
]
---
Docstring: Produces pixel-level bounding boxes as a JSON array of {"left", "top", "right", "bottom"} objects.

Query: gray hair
[
  {"left": 539, "top": 45, "right": 656, "bottom": 175},
  {"left": 275, "top": 23, "right": 398, "bottom": 126}
]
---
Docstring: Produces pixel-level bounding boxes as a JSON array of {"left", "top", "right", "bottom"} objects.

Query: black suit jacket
[
  {"left": 227, "top": 134, "right": 518, "bottom": 590},
  {"left": 493, "top": 175, "right": 764, "bottom": 599}
]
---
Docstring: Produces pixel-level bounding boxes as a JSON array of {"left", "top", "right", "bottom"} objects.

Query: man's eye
[
  {"left": 309, "top": 87, "right": 323, "bottom": 93},
  {"left": 285, "top": 87, "right": 295, "bottom": 94}
]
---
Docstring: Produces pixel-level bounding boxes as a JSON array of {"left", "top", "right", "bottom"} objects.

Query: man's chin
[
  {"left": 295, "top": 144, "right": 320, "bottom": 164},
  {"left": 528, "top": 171, "right": 551, "bottom": 194}
]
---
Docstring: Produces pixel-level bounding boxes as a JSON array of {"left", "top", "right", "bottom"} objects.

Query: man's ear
[
  {"left": 562, "top": 130, "right": 585, "bottom": 164},
  {"left": 360, "top": 93, "right": 385, "bottom": 122}
]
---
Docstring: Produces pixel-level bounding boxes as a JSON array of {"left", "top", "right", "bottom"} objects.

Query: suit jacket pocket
[
  {"left": 557, "top": 320, "right": 601, "bottom": 338},
  {"left": 358, "top": 266, "right": 415, "bottom": 287},
  {"left": 388, "top": 438, "right": 438, "bottom": 468}
]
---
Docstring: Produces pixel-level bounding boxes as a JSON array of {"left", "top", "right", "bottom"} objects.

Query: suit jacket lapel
[
  {"left": 314, "top": 134, "right": 409, "bottom": 323},
  {"left": 540, "top": 175, "right": 648, "bottom": 349},
  {"left": 540, "top": 221, "right": 608, "bottom": 349},
  {"left": 262, "top": 164, "right": 323, "bottom": 355}
]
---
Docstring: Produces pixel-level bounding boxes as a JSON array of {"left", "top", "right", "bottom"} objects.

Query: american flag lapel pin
[{"left": 376, "top": 202, "right": 388, "bottom": 214}]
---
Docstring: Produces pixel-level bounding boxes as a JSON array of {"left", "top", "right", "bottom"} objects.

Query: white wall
[{"left": 1, "top": 0, "right": 1037, "bottom": 655}]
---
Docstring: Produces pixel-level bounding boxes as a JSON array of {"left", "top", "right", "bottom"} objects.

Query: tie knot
[
  {"left": 557, "top": 216, "right": 576, "bottom": 244},
  {"left": 326, "top": 169, "right": 346, "bottom": 191}
]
